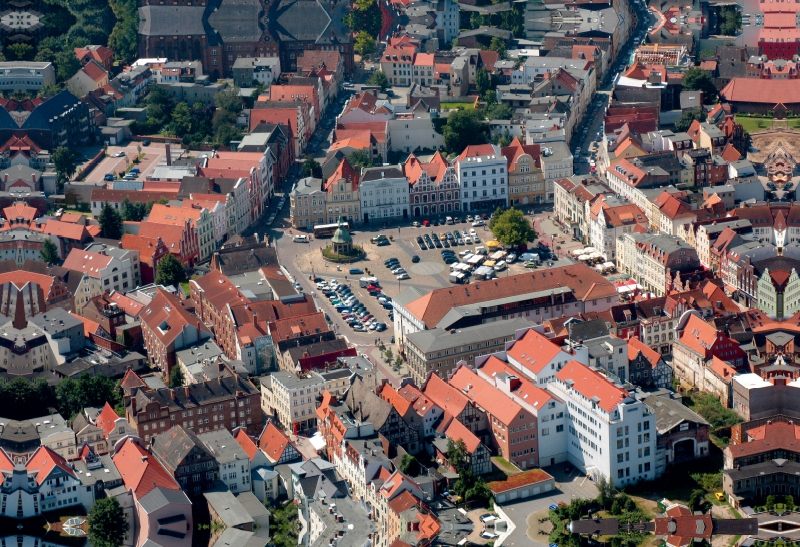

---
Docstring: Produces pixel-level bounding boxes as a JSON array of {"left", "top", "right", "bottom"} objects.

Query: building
[
  {"left": 393, "top": 264, "right": 617, "bottom": 350},
  {"left": 554, "top": 176, "right": 612, "bottom": 242},
  {"left": 126, "top": 375, "right": 263, "bottom": 440},
  {"left": 146, "top": 203, "right": 215, "bottom": 264},
  {"left": 199, "top": 429, "right": 252, "bottom": 493},
  {"left": 644, "top": 394, "right": 710, "bottom": 477},
  {"left": 618, "top": 233, "right": 701, "bottom": 296},
  {"left": 0, "top": 91, "right": 93, "bottom": 152},
  {"left": 119, "top": 234, "right": 169, "bottom": 285},
  {"left": 260, "top": 370, "right": 325, "bottom": 435},
  {"left": 588, "top": 196, "right": 649, "bottom": 262},
  {"left": 359, "top": 166, "right": 410, "bottom": 224},
  {"left": 344, "top": 379, "right": 421, "bottom": 454},
  {"left": 139, "top": 288, "right": 213, "bottom": 374},
  {"left": 628, "top": 336, "right": 672, "bottom": 389},
  {"left": 502, "top": 137, "right": 545, "bottom": 206},
  {"left": 404, "top": 151, "right": 461, "bottom": 218},
  {"left": 487, "top": 469, "right": 556, "bottom": 503},
  {"left": 0, "top": 62, "right": 55, "bottom": 92},
  {"left": 151, "top": 425, "right": 219, "bottom": 497},
  {"left": 455, "top": 144, "right": 508, "bottom": 214},
  {"left": 289, "top": 177, "right": 328, "bottom": 229},
  {"left": 404, "top": 317, "right": 534, "bottom": 385},
  {"left": 232, "top": 57, "right": 281, "bottom": 87},
  {"left": 204, "top": 490, "right": 270, "bottom": 547}
]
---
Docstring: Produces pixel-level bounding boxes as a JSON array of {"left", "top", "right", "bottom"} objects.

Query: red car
[
  {"left": 422, "top": 219, "right": 431, "bottom": 227},
  {"left": 366, "top": 285, "right": 381, "bottom": 291}
]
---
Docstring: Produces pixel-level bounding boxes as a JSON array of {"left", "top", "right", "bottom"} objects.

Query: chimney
[
  {"left": 170, "top": 389, "right": 176, "bottom": 400},
  {"left": 184, "top": 386, "right": 190, "bottom": 397},
  {"left": 3, "top": 174, "right": 6, "bottom": 183},
  {"left": 165, "top": 143, "right": 172, "bottom": 166}
]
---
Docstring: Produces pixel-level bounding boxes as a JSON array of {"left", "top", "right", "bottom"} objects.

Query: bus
[{"left": 314, "top": 222, "right": 349, "bottom": 238}]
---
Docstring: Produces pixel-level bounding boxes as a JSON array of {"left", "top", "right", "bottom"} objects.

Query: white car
[
  {"left": 507, "top": 253, "right": 517, "bottom": 263},
  {"left": 473, "top": 235, "right": 481, "bottom": 243},
  {"left": 464, "top": 236, "right": 473, "bottom": 244},
  {"left": 397, "top": 273, "right": 410, "bottom": 280},
  {"left": 391, "top": 267, "right": 406, "bottom": 275},
  {"left": 114, "top": 151, "right": 126, "bottom": 157},
  {"left": 472, "top": 220, "right": 485, "bottom": 227},
  {"left": 469, "top": 228, "right": 477, "bottom": 236},
  {"left": 459, "top": 249, "right": 471, "bottom": 257},
  {"left": 316, "top": 282, "right": 328, "bottom": 289}
]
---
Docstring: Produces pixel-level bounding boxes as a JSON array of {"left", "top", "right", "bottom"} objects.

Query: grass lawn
[
  {"left": 440, "top": 102, "right": 475, "bottom": 110},
  {"left": 735, "top": 115, "right": 774, "bottom": 134},
  {"left": 491, "top": 456, "right": 521, "bottom": 476}
]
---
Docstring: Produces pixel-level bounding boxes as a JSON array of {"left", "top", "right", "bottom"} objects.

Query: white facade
[
  {"left": 359, "top": 167, "right": 411, "bottom": 223},
  {"left": 0, "top": 62, "right": 55, "bottom": 91},
  {"left": 260, "top": 371, "right": 326, "bottom": 434},
  {"left": 548, "top": 362, "right": 658, "bottom": 487},
  {"left": 200, "top": 430, "right": 252, "bottom": 493},
  {"left": 387, "top": 115, "right": 445, "bottom": 153},
  {"left": 541, "top": 143, "right": 574, "bottom": 181},
  {"left": 455, "top": 144, "right": 508, "bottom": 213}
]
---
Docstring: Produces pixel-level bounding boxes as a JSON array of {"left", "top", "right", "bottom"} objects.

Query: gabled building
[
  {"left": 344, "top": 378, "right": 421, "bottom": 454},
  {"left": 628, "top": 336, "right": 672, "bottom": 389},
  {"left": 151, "top": 425, "right": 219, "bottom": 497}
]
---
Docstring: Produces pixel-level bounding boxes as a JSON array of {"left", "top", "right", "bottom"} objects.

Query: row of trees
[
  {"left": 133, "top": 85, "right": 245, "bottom": 146},
  {"left": 0, "top": 374, "right": 123, "bottom": 421}
]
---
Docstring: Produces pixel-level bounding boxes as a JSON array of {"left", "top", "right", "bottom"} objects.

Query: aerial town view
[{"left": 2, "top": 0, "right": 800, "bottom": 544}]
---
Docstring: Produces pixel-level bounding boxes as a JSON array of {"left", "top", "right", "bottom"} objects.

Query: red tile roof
[
  {"left": 26, "top": 446, "right": 75, "bottom": 485},
  {"left": 487, "top": 468, "right": 553, "bottom": 494},
  {"left": 444, "top": 419, "right": 481, "bottom": 454},
  {"left": 404, "top": 265, "right": 616, "bottom": 328},
  {"left": 678, "top": 313, "right": 721, "bottom": 358},
  {"left": 62, "top": 249, "right": 112, "bottom": 278},
  {"left": 325, "top": 157, "right": 359, "bottom": 192},
  {"left": 387, "top": 489, "right": 420, "bottom": 516},
  {"left": 627, "top": 336, "right": 662, "bottom": 369},
  {"left": 505, "top": 328, "right": 565, "bottom": 374},
  {"left": 457, "top": 144, "right": 498, "bottom": 161},
  {"left": 107, "top": 291, "right": 145, "bottom": 317},
  {"left": 721, "top": 77, "right": 800, "bottom": 105},
  {"left": 422, "top": 374, "right": 469, "bottom": 430},
  {"left": 449, "top": 366, "right": 521, "bottom": 425},
  {"left": 258, "top": 421, "right": 293, "bottom": 462},
  {"left": 141, "top": 288, "right": 209, "bottom": 347},
  {"left": 82, "top": 60, "right": 108, "bottom": 83},
  {"left": 501, "top": 137, "right": 541, "bottom": 170},
  {"left": 479, "top": 355, "right": 555, "bottom": 409},
  {"left": 137, "top": 222, "right": 187, "bottom": 255},
  {"left": 396, "top": 384, "right": 439, "bottom": 416},
  {"left": 95, "top": 402, "right": 123, "bottom": 436},
  {"left": 555, "top": 360, "right": 630, "bottom": 413},
  {"left": 268, "top": 312, "right": 329, "bottom": 342},
  {"left": 147, "top": 203, "right": 203, "bottom": 228},
  {"left": 234, "top": 429, "right": 260, "bottom": 461},
  {"left": 377, "top": 383, "right": 412, "bottom": 416},
  {"left": 112, "top": 438, "right": 180, "bottom": 498}
]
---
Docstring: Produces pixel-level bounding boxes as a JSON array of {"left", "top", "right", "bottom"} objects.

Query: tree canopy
[
  {"left": 348, "top": 150, "right": 374, "bottom": 170},
  {"left": 98, "top": 202, "right": 123, "bottom": 239},
  {"left": 355, "top": 31, "right": 376, "bottom": 56},
  {"left": 169, "top": 366, "right": 185, "bottom": 388},
  {"left": 489, "top": 207, "right": 537, "bottom": 247},
  {"left": 56, "top": 374, "right": 123, "bottom": 420},
  {"left": 156, "top": 253, "right": 188, "bottom": 287},
  {"left": 674, "top": 106, "right": 706, "bottom": 132},
  {"left": 367, "top": 69, "right": 390, "bottom": 91},
  {"left": 40, "top": 238, "right": 60, "bottom": 265},
  {"left": 442, "top": 109, "right": 489, "bottom": 153},
  {"left": 301, "top": 156, "right": 323, "bottom": 179},
  {"left": 681, "top": 67, "right": 718, "bottom": 103},
  {"left": 89, "top": 497, "right": 129, "bottom": 547},
  {"left": 52, "top": 146, "right": 76, "bottom": 183}
]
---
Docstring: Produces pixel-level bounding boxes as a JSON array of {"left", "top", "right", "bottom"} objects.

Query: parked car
[
  {"left": 412, "top": 255, "right": 420, "bottom": 263},
  {"left": 349, "top": 268, "right": 364, "bottom": 275},
  {"left": 397, "top": 273, "right": 410, "bottom": 280}
]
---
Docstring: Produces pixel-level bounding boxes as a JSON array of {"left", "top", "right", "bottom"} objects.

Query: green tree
[
  {"left": 301, "top": 156, "right": 323, "bottom": 178},
  {"left": 155, "top": 253, "right": 188, "bottom": 287},
  {"left": 54, "top": 51, "right": 80, "bottom": 83},
  {"left": 56, "top": 374, "right": 123, "bottom": 420},
  {"left": 476, "top": 68, "right": 491, "bottom": 98},
  {"left": 399, "top": 454, "right": 419, "bottom": 475},
  {"left": 169, "top": 102, "right": 192, "bottom": 137},
  {"left": 465, "top": 477, "right": 493, "bottom": 505},
  {"left": 368, "top": 69, "right": 390, "bottom": 91},
  {"left": 766, "top": 494, "right": 776, "bottom": 512},
  {"left": 108, "top": 0, "right": 140, "bottom": 62},
  {"left": 38, "top": 83, "right": 62, "bottom": 98},
  {"left": 442, "top": 109, "right": 488, "bottom": 153},
  {"left": 681, "top": 67, "right": 718, "bottom": 103},
  {"left": 488, "top": 36, "right": 507, "bottom": 58},
  {"left": 34, "top": 48, "right": 57, "bottom": 64},
  {"left": 355, "top": 0, "right": 375, "bottom": 10},
  {"left": 483, "top": 89, "right": 497, "bottom": 106},
  {"left": 596, "top": 475, "right": 615, "bottom": 509},
  {"left": 788, "top": 494, "right": 795, "bottom": 509},
  {"left": 348, "top": 149, "right": 373, "bottom": 170},
  {"left": 88, "top": 497, "right": 129, "bottom": 547},
  {"left": 52, "top": 146, "right": 76, "bottom": 183},
  {"left": 169, "top": 366, "right": 185, "bottom": 388},
  {"left": 485, "top": 103, "right": 513, "bottom": 120},
  {"left": 354, "top": 31, "right": 376, "bottom": 56},
  {"left": 689, "top": 489, "right": 711, "bottom": 514},
  {"left": 7, "top": 43, "right": 33, "bottom": 61},
  {"left": 446, "top": 438, "right": 468, "bottom": 472},
  {"left": 98, "top": 202, "right": 123, "bottom": 239},
  {"left": 40, "top": 238, "right": 60, "bottom": 265},
  {"left": 489, "top": 207, "right": 537, "bottom": 247},
  {"left": 384, "top": 348, "right": 393, "bottom": 362},
  {"left": 393, "top": 356, "right": 403, "bottom": 368},
  {"left": 214, "top": 86, "right": 243, "bottom": 113},
  {"left": 675, "top": 106, "right": 706, "bottom": 132},
  {"left": 611, "top": 499, "right": 622, "bottom": 515}
]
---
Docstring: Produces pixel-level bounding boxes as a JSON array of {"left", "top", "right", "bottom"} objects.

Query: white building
[
  {"left": 359, "top": 166, "right": 410, "bottom": 224},
  {"left": 455, "top": 144, "right": 508, "bottom": 213},
  {"left": 387, "top": 111, "right": 445, "bottom": 153},
  {"left": 548, "top": 360, "right": 658, "bottom": 487},
  {"left": 540, "top": 142, "right": 574, "bottom": 183},
  {"left": 588, "top": 196, "right": 648, "bottom": 262},
  {"left": 199, "top": 429, "right": 252, "bottom": 493},
  {"left": 260, "top": 371, "right": 326, "bottom": 435},
  {"left": 63, "top": 246, "right": 140, "bottom": 294},
  {"left": 0, "top": 62, "right": 55, "bottom": 91}
]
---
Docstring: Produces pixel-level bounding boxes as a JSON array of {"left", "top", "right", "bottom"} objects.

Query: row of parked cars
[
  {"left": 412, "top": 214, "right": 490, "bottom": 228},
  {"left": 416, "top": 228, "right": 482, "bottom": 250},
  {"left": 385, "top": 257, "right": 410, "bottom": 280},
  {"left": 317, "top": 279, "right": 387, "bottom": 332}
]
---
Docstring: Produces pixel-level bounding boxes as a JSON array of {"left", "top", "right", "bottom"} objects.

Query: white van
[
  {"left": 359, "top": 276, "right": 378, "bottom": 288},
  {"left": 493, "top": 260, "right": 507, "bottom": 271},
  {"left": 446, "top": 216, "right": 454, "bottom": 224},
  {"left": 293, "top": 235, "right": 310, "bottom": 243}
]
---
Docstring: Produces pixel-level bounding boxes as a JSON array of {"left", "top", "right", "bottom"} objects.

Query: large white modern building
[
  {"left": 455, "top": 144, "right": 508, "bottom": 213},
  {"left": 548, "top": 360, "right": 658, "bottom": 487}
]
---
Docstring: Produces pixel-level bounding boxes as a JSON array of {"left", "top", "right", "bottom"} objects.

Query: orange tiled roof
[
  {"left": 26, "top": 446, "right": 75, "bottom": 485},
  {"left": 258, "top": 421, "right": 293, "bottom": 462},
  {"left": 505, "top": 328, "right": 565, "bottom": 375},
  {"left": 555, "top": 360, "right": 630, "bottom": 413},
  {"left": 449, "top": 366, "right": 522, "bottom": 425},
  {"left": 112, "top": 438, "right": 180, "bottom": 497},
  {"left": 487, "top": 468, "right": 553, "bottom": 494}
]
